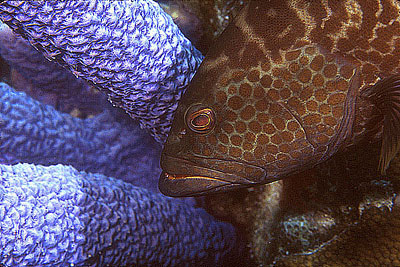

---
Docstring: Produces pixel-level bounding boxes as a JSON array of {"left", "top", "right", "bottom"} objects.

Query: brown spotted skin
[{"left": 160, "top": 0, "right": 400, "bottom": 196}]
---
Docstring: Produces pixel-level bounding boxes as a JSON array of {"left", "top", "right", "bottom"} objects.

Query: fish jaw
[{"left": 159, "top": 154, "right": 268, "bottom": 197}]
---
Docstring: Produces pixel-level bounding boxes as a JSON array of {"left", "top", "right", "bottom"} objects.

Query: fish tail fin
[{"left": 363, "top": 75, "right": 400, "bottom": 174}]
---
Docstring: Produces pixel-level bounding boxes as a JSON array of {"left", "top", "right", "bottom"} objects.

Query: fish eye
[{"left": 185, "top": 104, "right": 216, "bottom": 134}]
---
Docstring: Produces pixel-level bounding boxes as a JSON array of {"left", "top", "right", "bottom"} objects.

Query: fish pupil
[{"left": 191, "top": 113, "right": 210, "bottom": 128}]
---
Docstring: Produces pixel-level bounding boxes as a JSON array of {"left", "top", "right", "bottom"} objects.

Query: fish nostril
[
  {"left": 177, "top": 128, "right": 186, "bottom": 139},
  {"left": 164, "top": 128, "right": 186, "bottom": 154}
]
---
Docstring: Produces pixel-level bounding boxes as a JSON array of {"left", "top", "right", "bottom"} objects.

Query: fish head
[
  {"left": 159, "top": 76, "right": 271, "bottom": 197},
  {"left": 160, "top": 1, "right": 360, "bottom": 197}
]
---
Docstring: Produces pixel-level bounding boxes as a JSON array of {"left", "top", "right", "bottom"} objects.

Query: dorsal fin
[{"left": 363, "top": 75, "right": 400, "bottom": 173}]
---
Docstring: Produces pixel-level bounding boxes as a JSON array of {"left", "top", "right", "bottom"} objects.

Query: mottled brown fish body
[{"left": 160, "top": 0, "right": 400, "bottom": 197}]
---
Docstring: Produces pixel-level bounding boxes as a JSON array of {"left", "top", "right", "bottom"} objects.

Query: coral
[
  {"left": 270, "top": 180, "right": 400, "bottom": 266},
  {"left": 158, "top": 0, "right": 248, "bottom": 53},
  {"left": 0, "top": 24, "right": 105, "bottom": 115},
  {"left": 0, "top": 163, "right": 237, "bottom": 266},
  {"left": 0, "top": 1, "right": 243, "bottom": 265},
  {"left": 0, "top": 82, "right": 162, "bottom": 192},
  {"left": 0, "top": 0, "right": 204, "bottom": 143},
  {"left": 8, "top": 0, "right": 400, "bottom": 266}
]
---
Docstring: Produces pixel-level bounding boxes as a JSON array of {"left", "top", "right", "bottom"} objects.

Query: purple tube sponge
[
  {"left": 0, "top": 82, "right": 162, "bottom": 192},
  {"left": 0, "top": 0, "right": 204, "bottom": 143},
  {"left": 0, "top": 24, "right": 105, "bottom": 114},
  {"left": 0, "top": 163, "right": 237, "bottom": 266}
]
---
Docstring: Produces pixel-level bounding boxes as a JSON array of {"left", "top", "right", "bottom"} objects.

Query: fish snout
[{"left": 163, "top": 127, "right": 187, "bottom": 155}]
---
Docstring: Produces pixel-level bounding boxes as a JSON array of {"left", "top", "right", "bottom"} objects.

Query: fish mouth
[{"left": 159, "top": 154, "right": 267, "bottom": 197}]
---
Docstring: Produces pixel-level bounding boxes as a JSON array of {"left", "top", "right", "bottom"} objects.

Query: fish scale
[{"left": 160, "top": 0, "right": 400, "bottom": 197}]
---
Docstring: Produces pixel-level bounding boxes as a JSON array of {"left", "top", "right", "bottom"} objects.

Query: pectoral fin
[{"left": 364, "top": 75, "right": 400, "bottom": 173}]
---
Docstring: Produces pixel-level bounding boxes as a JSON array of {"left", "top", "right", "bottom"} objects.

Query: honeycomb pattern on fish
[
  {"left": 160, "top": 0, "right": 400, "bottom": 196},
  {"left": 191, "top": 44, "right": 358, "bottom": 178},
  {"left": 182, "top": 0, "right": 400, "bottom": 178}
]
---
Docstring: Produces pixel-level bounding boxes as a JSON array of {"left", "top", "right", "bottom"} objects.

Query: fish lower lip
[
  {"left": 159, "top": 154, "right": 267, "bottom": 197},
  {"left": 159, "top": 172, "right": 233, "bottom": 197}
]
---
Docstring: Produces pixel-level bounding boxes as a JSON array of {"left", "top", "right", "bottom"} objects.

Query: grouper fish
[{"left": 159, "top": 0, "right": 400, "bottom": 197}]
